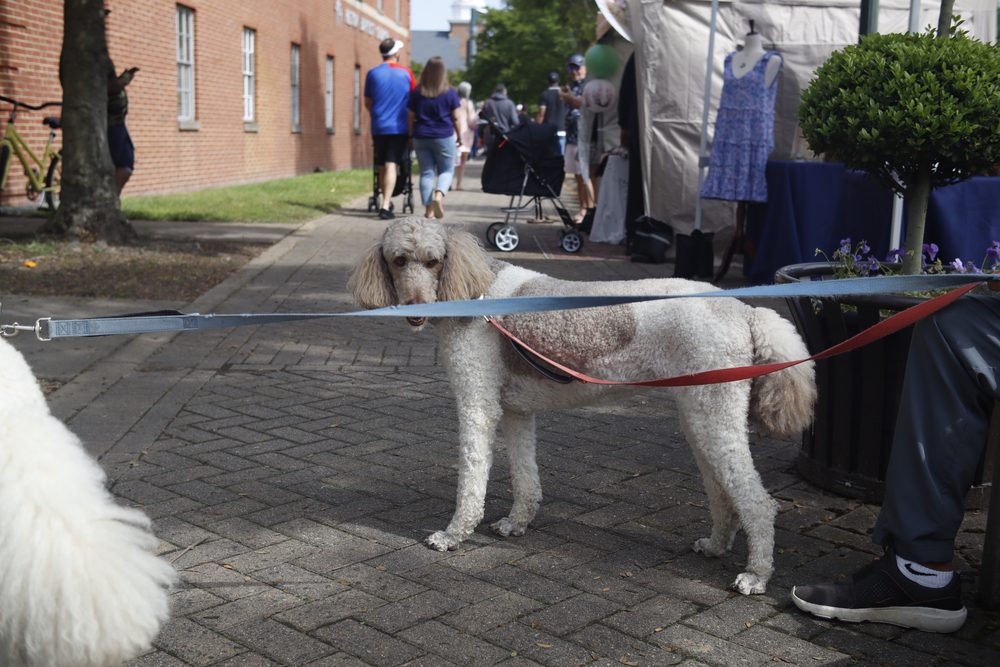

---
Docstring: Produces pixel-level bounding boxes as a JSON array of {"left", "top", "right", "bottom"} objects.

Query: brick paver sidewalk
[{"left": 11, "top": 161, "right": 998, "bottom": 665}]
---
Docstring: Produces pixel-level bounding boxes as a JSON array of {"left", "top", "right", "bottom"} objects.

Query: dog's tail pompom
[
  {"left": 748, "top": 307, "right": 816, "bottom": 438},
  {"left": 0, "top": 424, "right": 177, "bottom": 667}
]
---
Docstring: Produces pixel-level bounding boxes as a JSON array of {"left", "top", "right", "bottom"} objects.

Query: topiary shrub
[{"left": 798, "top": 29, "right": 1000, "bottom": 274}]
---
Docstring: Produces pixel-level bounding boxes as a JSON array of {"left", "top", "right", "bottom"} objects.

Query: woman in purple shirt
[{"left": 408, "top": 57, "right": 461, "bottom": 219}]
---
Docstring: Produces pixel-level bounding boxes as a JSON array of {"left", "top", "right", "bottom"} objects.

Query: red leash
[{"left": 486, "top": 283, "right": 981, "bottom": 387}]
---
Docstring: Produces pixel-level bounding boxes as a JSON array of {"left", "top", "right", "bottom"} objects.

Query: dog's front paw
[
  {"left": 733, "top": 572, "right": 768, "bottom": 595},
  {"left": 426, "top": 530, "right": 462, "bottom": 551},
  {"left": 692, "top": 537, "right": 725, "bottom": 557},
  {"left": 491, "top": 517, "right": 527, "bottom": 537}
]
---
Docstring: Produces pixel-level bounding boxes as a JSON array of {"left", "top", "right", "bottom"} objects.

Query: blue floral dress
[{"left": 700, "top": 51, "right": 781, "bottom": 202}]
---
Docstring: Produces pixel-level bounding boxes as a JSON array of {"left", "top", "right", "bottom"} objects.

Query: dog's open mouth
[{"left": 406, "top": 316, "right": 427, "bottom": 327}]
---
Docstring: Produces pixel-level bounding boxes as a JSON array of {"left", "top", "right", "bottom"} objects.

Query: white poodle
[
  {"left": 349, "top": 218, "right": 816, "bottom": 595},
  {"left": 0, "top": 337, "right": 176, "bottom": 667}
]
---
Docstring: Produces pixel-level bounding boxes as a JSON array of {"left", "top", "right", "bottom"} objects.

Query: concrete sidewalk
[{"left": 4, "top": 161, "right": 997, "bottom": 666}]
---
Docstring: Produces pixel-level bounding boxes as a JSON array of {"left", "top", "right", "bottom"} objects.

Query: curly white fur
[
  {"left": 0, "top": 338, "right": 176, "bottom": 667},
  {"left": 350, "top": 218, "right": 816, "bottom": 595}
]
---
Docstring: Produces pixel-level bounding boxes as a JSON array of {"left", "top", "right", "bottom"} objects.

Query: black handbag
[{"left": 630, "top": 216, "right": 674, "bottom": 264}]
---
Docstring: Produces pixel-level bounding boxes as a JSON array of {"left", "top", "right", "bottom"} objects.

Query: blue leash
[{"left": 3, "top": 274, "right": 993, "bottom": 341}]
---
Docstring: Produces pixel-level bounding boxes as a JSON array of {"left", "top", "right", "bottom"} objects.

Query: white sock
[{"left": 896, "top": 554, "right": 954, "bottom": 588}]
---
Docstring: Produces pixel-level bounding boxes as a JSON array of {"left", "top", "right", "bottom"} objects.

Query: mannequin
[
  {"left": 699, "top": 23, "right": 783, "bottom": 280},
  {"left": 731, "top": 30, "right": 782, "bottom": 87}
]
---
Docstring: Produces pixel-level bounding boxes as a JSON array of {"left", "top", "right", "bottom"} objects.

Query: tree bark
[
  {"left": 938, "top": 0, "right": 956, "bottom": 37},
  {"left": 43, "top": 0, "right": 135, "bottom": 244},
  {"left": 902, "top": 170, "right": 931, "bottom": 275}
]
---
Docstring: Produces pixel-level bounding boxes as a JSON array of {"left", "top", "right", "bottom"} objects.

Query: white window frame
[
  {"left": 176, "top": 5, "right": 195, "bottom": 122},
  {"left": 353, "top": 65, "right": 361, "bottom": 134},
  {"left": 290, "top": 43, "right": 301, "bottom": 131},
  {"left": 376, "top": 0, "right": 384, "bottom": 13},
  {"left": 395, "top": 0, "right": 401, "bottom": 22},
  {"left": 242, "top": 28, "right": 255, "bottom": 122},
  {"left": 325, "top": 56, "right": 335, "bottom": 132}
]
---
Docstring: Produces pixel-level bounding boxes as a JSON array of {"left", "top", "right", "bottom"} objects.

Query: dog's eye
[
  {"left": 425, "top": 259, "right": 439, "bottom": 269},
  {"left": 393, "top": 257, "right": 407, "bottom": 268}
]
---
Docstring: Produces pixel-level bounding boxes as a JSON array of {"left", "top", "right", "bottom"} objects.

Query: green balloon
[{"left": 585, "top": 44, "right": 619, "bottom": 79}]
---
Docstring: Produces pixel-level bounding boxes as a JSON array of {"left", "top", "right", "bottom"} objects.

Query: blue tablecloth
[{"left": 743, "top": 161, "right": 1000, "bottom": 284}]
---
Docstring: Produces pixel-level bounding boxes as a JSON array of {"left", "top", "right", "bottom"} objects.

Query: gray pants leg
[{"left": 873, "top": 295, "right": 1000, "bottom": 562}]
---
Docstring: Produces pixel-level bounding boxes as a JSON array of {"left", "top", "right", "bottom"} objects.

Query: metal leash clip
[{"left": 0, "top": 302, "right": 51, "bottom": 341}]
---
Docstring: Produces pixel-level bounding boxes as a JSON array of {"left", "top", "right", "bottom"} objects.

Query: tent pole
[{"left": 695, "top": 0, "right": 720, "bottom": 232}]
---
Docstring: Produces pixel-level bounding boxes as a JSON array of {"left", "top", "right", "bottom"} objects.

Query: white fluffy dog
[
  {"left": 350, "top": 218, "right": 816, "bottom": 595},
  {"left": 0, "top": 337, "right": 176, "bottom": 667}
]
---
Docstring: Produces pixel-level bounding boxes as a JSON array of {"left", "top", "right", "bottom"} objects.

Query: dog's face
[
  {"left": 382, "top": 219, "right": 447, "bottom": 329},
  {"left": 348, "top": 217, "right": 495, "bottom": 330}
]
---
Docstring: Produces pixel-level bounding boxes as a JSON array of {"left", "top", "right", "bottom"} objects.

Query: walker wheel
[
  {"left": 367, "top": 196, "right": 376, "bottom": 212},
  {"left": 560, "top": 230, "right": 583, "bottom": 253},
  {"left": 486, "top": 222, "right": 505, "bottom": 248},
  {"left": 404, "top": 193, "right": 414, "bottom": 214},
  {"left": 494, "top": 225, "right": 520, "bottom": 252}
]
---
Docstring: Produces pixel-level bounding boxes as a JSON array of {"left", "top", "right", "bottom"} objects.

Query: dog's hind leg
[
  {"left": 492, "top": 410, "right": 541, "bottom": 538},
  {"left": 680, "top": 387, "right": 777, "bottom": 595},
  {"left": 690, "top": 447, "right": 740, "bottom": 557}
]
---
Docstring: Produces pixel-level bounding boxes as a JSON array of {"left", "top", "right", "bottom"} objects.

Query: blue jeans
[
  {"left": 872, "top": 295, "right": 1000, "bottom": 562},
  {"left": 413, "top": 135, "right": 457, "bottom": 205}
]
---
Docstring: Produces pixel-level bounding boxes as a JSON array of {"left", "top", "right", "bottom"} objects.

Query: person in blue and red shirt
[{"left": 365, "top": 38, "right": 416, "bottom": 220}]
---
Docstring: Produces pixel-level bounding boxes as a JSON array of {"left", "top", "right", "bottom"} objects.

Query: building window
[
  {"left": 396, "top": 0, "right": 401, "bottom": 22},
  {"left": 176, "top": 5, "right": 195, "bottom": 122},
  {"left": 353, "top": 65, "right": 361, "bottom": 134},
  {"left": 242, "top": 28, "right": 255, "bottom": 122},
  {"left": 290, "top": 43, "right": 301, "bottom": 131},
  {"left": 325, "top": 56, "right": 335, "bottom": 132},
  {"left": 376, "top": 0, "right": 384, "bottom": 13}
]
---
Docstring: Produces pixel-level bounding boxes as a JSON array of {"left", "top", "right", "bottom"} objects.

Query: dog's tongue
[{"left": 407, "top": 317, "right": 426, "bottom": 327}]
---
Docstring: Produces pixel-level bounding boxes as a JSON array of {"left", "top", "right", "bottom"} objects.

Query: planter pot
[{"left": 775, "top": 262, "right": 995, "bottom": 509}]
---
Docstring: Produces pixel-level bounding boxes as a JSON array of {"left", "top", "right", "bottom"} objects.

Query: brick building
[{"left": 0, "top": 0, "right": 411, "bottom": 205}]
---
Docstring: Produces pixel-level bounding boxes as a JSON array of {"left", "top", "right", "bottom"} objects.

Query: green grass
[{"left": 121, "top": 169, "right": 372, "bottom": 223}]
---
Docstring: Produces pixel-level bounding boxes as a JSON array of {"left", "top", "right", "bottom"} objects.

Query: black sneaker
[
  {"left": 791, "top": 550, "right": 967, "bottom": 633},
  {"left": 378, "top": 208, "right": 394, "bottom": 220}
]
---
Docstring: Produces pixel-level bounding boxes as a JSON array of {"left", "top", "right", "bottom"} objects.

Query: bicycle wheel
[{"left": 44, "top": 152, "right": 61, "bottom": 210}]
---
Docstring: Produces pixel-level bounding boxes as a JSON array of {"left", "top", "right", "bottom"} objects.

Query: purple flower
[
  {"left": 966, "top": 261, "right": 982, "bottom": 274},
  {"left": 865, "top": 257, "right": 880, "bottom": 273},
  {"left": 950, "top": 258, "right": 966, "bottom": 272},
  {"left": 859, "top": 241, "right": 871, "bottom": 255},
  {"left": 987, "top": 242, "right": 1000, "bottom": 260},
  {"left": 886, "top": 248, "right": 903, "bottom": 263},
  {"left": 922, "top": 243, "right": 939, "bottom": 262}
]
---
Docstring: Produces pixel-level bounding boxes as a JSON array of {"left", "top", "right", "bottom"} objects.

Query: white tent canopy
[{"left": 627, "top": 0, "right": 997, "bottom": 236}]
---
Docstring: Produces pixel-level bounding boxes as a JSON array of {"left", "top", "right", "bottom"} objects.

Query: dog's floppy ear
[
  {"left": 348, "top": 242, "right": 396, "bottom": 308},
  {"left": 438, "top": 229, "right": 495, "bottom": 302}
]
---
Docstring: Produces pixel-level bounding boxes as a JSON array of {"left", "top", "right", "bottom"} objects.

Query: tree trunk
[
  {"left": 938, "top": 0, "right": 956, "bottom": 37},
  {"left": 43, "top": 0, "right": 135, "bottom": 244},
  {"left": 901, "top": 170, "right": 931, "bottom": 275}
]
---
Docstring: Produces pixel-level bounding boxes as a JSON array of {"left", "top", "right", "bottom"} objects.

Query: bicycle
[{"left": 0, "top": 95, "right": 62, "bottom": 210}]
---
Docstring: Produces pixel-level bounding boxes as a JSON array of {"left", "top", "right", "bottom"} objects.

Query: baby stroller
[
  {"left": 367, "top": 147, "right": 415, "bottom": 215},
  {"left": 480, "top": 118, "right": 583, "bottom": 253}
]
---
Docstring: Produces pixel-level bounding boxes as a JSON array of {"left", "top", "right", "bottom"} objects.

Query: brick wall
[{"left": 1, "top": 0, "right": 411, "bottom": 205}]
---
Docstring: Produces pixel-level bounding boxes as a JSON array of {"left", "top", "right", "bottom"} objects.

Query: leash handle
[{"left": 486, "top": 283, "right": 979, "bottom": 387}]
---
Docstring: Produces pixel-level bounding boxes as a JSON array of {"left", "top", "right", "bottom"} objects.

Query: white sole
[{"left": 791, "top": 587, "right": 967, "bottom": 633}]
